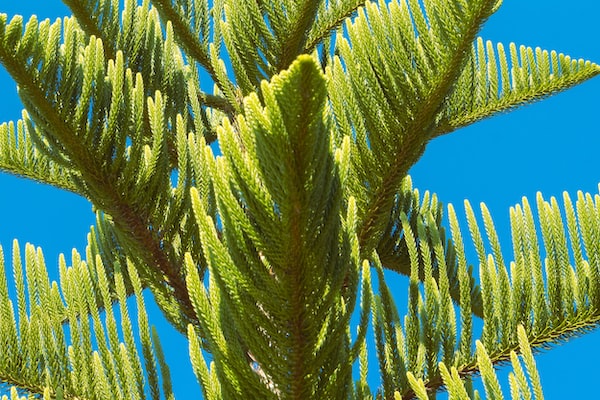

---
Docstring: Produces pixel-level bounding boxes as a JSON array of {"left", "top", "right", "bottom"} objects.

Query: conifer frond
[
  {"left": 373, "top": 186, "right": 600, "bottom": 398},
  {"left": 133, "top": 0, "right": 240, "bottom": 116},
  {"left": 434, "top": 37, "right": 600, "bottom": 136},
  {"left": 463, "top": 190, "right": 600, "bottom": 351},
  {"left": 0, "top": 241, "right": 171, "bottom": 399},
  {"left": 146, "top": 0, "right": 213, "bottom": 68},
  {"left": 0, "top": 13, "right": 207, "bottom": 330},
  {"left": 218, "top": 0, "right": 279, "bottom": 94},
  {"left": 82, "top": 206, "right": 205, "bottom": 334},
  {"left": 219, "top": 0, "right": 343, "bottom": 95},
  {"left": 187, "top": 55, "right": 363, "bottom": 398},
  {"left": 61, "top": 0, "right": 120, "bottom": 61},
  {"left": 424, "top": 326, "right": 544, "bottom": 400},
  {"left": 329, "top": 0, "right": 502, "bottom": 259},
  {"left": 62, "top": 0, "right": 231, "bottom": 133},
  {"left": 306, "top": 0, "right": 365, "bottom": 55},
  {"left": 0, "top": 118, "right": 80, "bottom": 194},
  {"left": 377, "top": 176, "right": 484, "bottom": 318}
]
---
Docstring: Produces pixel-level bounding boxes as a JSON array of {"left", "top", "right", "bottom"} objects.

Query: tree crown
[{"left": 0, "top": 0, "right": 598, "bottom": 399}]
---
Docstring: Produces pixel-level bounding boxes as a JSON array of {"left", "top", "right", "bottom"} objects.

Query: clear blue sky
[{"left": 0, "top": 1, "right": 598, "bottom": 398}]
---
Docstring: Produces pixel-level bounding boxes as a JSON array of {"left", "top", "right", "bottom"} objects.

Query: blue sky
[{"left": 0, "top": 1, "right": 598, "bottom": 398}]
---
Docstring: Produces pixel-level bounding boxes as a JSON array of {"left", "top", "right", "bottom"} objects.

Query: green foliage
[
  {"left": 0, "top": 0, "right": 598, "bottom": 399},
  {"left": 186, "top": 56, "right": 362, "bottom": 398},
  {"left": 0, "top": 240, "right": 171, "bottom": 399}
]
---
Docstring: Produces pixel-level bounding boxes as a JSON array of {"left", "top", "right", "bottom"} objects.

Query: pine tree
[{"left": 0, "top": 0, "right": 598, "bottom": 399}]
